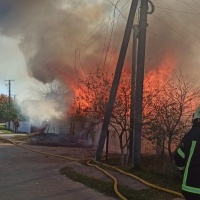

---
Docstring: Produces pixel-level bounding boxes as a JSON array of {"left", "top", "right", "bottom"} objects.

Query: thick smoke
[
  {"left": 0, "top": 0, "right": 114, "bottom": 122},
  {"left": 0, "top": 0, "right": 110, "bottom": 85},
  {"left": 21, "top": 99, "right": 64, "bottom": 126},
  {"left": 1, "top": 0, "right": 200, "bottom": 82},
  {"left": 146, "top": 0, "right": 200, "bottom": 76},
  {"left": 0, "top": 0, "right": 200, "bottom": 122}
]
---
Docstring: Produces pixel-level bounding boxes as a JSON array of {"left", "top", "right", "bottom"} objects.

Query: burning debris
[
  {"left": 26, "top": 118, "right": 95, "bottom": 148},
  {"left": 26, "top": 132, "right": 93, "bottom": 148}
]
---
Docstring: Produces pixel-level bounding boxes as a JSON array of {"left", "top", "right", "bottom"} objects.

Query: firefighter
[
  {"left": 13, "top": 118, "right": 20, "bottom": 133},
  {"left": 174, "top": 107, "right": 200, "bottom": 200},
  {"left": 40, "top": 120, "right": 48, "bottom": 133}
]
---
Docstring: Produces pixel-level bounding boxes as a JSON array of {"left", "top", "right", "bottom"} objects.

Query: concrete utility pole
[
  {"left": 96, "top": 0, "right": 139, "bottom": 161},
  {"left": 133, "top": 0, "right": 149, "bottom": 168},
  {"left": 4, "top": 79, "right": 15, "bottom": 129}
]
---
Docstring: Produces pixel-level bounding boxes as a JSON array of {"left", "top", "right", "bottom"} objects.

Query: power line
[
  {"left": 151, "top": 0, "right": 200, "bottom": 49},
  {"left": 155, "top": 10, "right": 200, "bottom": 41},
  {"left": 74, "top": 0, "right": 131, "bottom": 74},
  {"left": 155, "top": 6, "right": 199, "bottom": 15},
  {"left": 175, "top": 0, "right": 200, "bottom": 7},
  {"left": 151, "top": 14, "right": 200, "bottom": 49},
  {"left": 99, "top": 0, "right": 130, "bottom": 71},
  {"left": 154, "top": 0, "right": 200, "bottom": 29},
  {"left": 96, "top": 0, "right": 139, "bottom": 162}
]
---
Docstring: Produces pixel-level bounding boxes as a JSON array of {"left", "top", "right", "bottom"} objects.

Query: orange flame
[{"left": 145, "top": 53, "right": 176, "bottom": 86}]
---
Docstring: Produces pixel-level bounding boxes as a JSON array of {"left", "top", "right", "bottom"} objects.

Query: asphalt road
[{"left": 0, "top": 135, "right": 116, "bottom": 200}]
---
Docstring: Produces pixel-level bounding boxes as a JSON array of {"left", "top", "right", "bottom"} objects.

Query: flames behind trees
[
  {"left": 143, "top": 54, "right": 200, "bottom": 159},
  {"left": 70, "top": 54, "right": 200, "bottom": 162}
]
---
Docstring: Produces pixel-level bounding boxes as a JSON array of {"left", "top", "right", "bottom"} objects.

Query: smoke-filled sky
[
  {"left": 0, "top": 0, "right": 200, "bottom": 121},
  {"left": 0, "top": 0, "right": 113, "bottom": 101},
  {"left": 146, "top": 0, "right": 200, "bottom": 76}
]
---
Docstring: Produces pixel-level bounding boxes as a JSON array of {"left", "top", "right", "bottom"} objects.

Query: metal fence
[{"left": 9, "top": 121, "right": 31, "bottom": 133}]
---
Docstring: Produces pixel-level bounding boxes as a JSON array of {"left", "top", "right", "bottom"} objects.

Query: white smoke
[{"left": 21, "top": 99, "right": 63, "bottom": 126}]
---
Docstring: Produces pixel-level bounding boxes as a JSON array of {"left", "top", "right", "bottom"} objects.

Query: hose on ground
[
  {"left": 0, "top": 137, "right": 183, "bottom": 199},
  {"left": 95, "top": 161, "right": 183, "bottom": 198},
  {"left": 87, "top": 160, "right": 127, "bottom": 200}
]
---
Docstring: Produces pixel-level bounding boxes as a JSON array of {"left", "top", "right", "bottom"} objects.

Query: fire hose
[{"left": 0, "top": 137, "right": 183, "bottom": 200}]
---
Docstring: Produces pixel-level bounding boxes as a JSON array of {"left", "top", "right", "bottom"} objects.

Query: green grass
[
  {"left": 0, "top": 125, "right": 13, "bottom": 134},
  {"left": 102, "top": 155, "right": 183, "bottom": 192},
  {"left": 60, "top": 166, "right": 178, "bottom": 200},
  {"left": 129, "top": 168, "right": 182, "bottom": 193},
  {"left": 92, "top": 157, "right": 182, "bottom": 194},
  {"left": 0, "top": 125, "right": 29, "bottom": 137}
]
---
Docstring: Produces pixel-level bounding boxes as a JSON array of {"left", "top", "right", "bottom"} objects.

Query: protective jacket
[{"left": 174, "top": 121, "right": 200, "bottom": 198}]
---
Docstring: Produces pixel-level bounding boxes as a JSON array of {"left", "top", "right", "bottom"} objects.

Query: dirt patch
[{"left": 26, "top": 132, "right": 93, "bottom": 148}]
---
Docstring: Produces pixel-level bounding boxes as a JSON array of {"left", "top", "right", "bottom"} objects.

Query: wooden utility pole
[
  {"left": 105, "top": 130, "right": 109, "bottom": 161},
  {"left": 129, "top": 25, "right": 138, "bottom": 167},
  {"left": 95, "top": 0, "right": 139, "bottom": 161},
  {"left": 133, "top": 0, "right": 149, "bottom": 168},
  {"left": 4, "top": 79, "right": 15, "bottom": 130}
]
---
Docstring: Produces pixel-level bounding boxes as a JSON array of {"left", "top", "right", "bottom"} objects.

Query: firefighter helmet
[{"left": 193, "top": 107, "right": 200, "bottom": 120}]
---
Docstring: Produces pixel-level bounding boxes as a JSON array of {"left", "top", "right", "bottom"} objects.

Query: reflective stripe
[
  {"left": 177, "top": 166, "right": 185, "bottom": 171},
  {"left": 182, "top": 141, "right": 196, "bottom": 187},
  {"left": 182, "top": 185, "right": 200, "bottom": 194},
  {"left": 178, "top": 148, "right": 185, "bottom": 159}
]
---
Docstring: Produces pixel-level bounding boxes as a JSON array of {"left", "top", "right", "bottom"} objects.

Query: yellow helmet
[{"left": 193, "top": 107, "right": 200, "bottom": 120}]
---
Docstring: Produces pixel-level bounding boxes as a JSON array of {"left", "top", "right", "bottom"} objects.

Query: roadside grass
[
  {"left": 102, "top": 154, "right": 182, "bottom": 193},
  {"left": 0, "top": 125, "right": 29, "bottom": 140},
  {"left": 60, "top": 164, "right": 180, "bottom": 200},
  {"left": 129, "top": 168, "right": 182, "bottom": 193},
  {"left": 82, "top": 155, "right": 182, "bottom": 194},
  {"left": 0, "top": 125, "right": 13, "bottom": 134}
]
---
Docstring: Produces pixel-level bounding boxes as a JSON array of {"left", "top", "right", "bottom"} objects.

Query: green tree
[{"left": 0, "top": 94, "right": 25, "bottom": 124}]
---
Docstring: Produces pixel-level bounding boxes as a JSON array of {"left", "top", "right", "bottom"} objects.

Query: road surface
[{"left": 0, "top": 135, "right": 115, "bottom": 200}]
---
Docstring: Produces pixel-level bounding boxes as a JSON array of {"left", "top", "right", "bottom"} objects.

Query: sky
[
  {"left": 0, "top": 36, "right": 35, "bottom": 100},
  {"left": 1, "top": 0, "right": 200, "bottom": 122},
  {"left": 0, "top": 0, "right": 119, "bottom": 102}
]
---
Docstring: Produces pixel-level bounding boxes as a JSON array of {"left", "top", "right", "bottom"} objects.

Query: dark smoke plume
[
  {"left": 0, "top": 0, "right": 111, "bottom": 86},
  {"left": 0, "top": 0, "right": 200, "bottom": 90}
]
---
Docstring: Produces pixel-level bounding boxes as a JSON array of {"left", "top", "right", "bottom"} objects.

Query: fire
[
  {"left": 63, "top": 51, "right": 199, "bottom": 121},
  {"left": 62, "top": 72, "right": 90, "bottom": 115},
  {"left": 144, "top": 53, "right": 176, "bottom": 88},
  {"left": 143, "top": 52, "right": 199, "bottom": 120}
]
